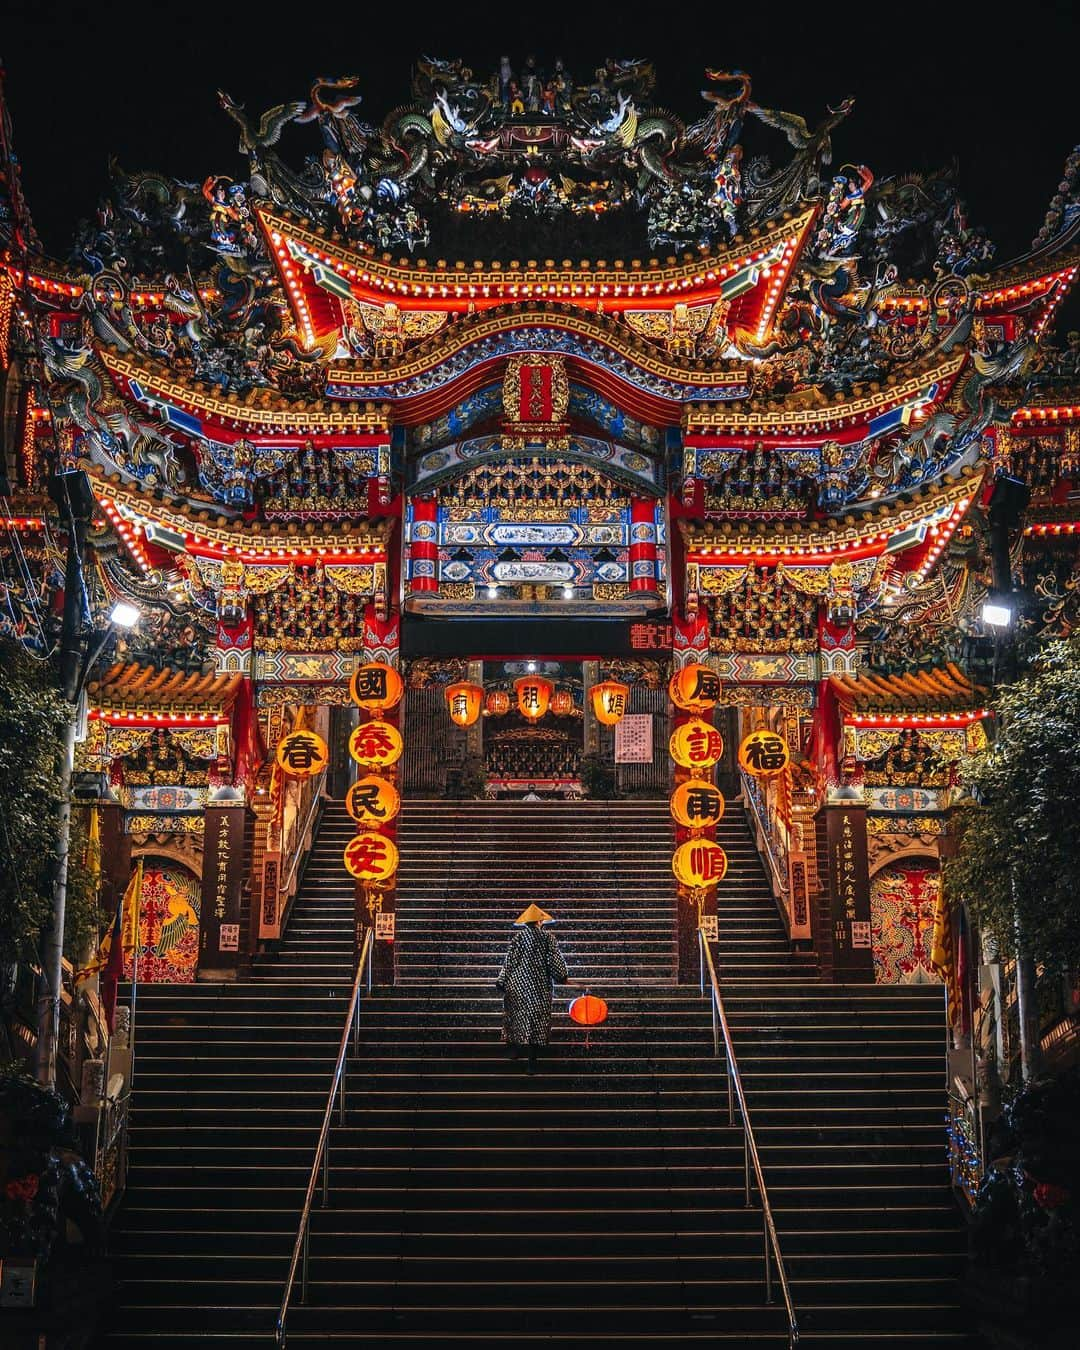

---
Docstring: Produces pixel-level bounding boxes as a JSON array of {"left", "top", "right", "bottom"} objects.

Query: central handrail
[
  {"left": 275, "top": 927, "right": 374, "bottom": 1349},
  {"left": 698, "top": 929, "right": 799, "bottom": 1347},
  {"left": 741, "top": 770, "right": 789, "bottom": 901},
  {"left": 280, "top": 769, "right": 327, "bottom": 897}
]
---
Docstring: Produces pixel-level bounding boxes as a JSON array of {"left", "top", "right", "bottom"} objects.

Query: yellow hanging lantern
[
  {"left": 348, "top": 719, "right": 404, "bottom": 768},
  {"left": 738, "top": 729, "right": 790, "bottom": 778},
  {"left": 669, "top": 662, "right": 722, "bottom": 712},
  {"left": 275, "top": 729, "right": 329, "bottom": 779},
  {"left": 551, "top": 690, "right": 574, "bottom": 717},
  {"left": 670, "top": 779, "right": 726, "bottom": 829},
  {"left": 590, "top": 680, "right": 630, "bottom": 726},
  {"left": 445, "top": 681, "right": 483, "bottom": 727},
  {"left": 672, "top": 838, "right": 729, "bottom": 888},
  {"left": 669, "top": 717, "right": 724, "bottom": 769},
  {"left": 345, "top": 773, "right": 401, "bottom": 826},
  {"left": 485, "top": 690, "right": 510, "bottom": 716},
  {"left": 343, "top": 831, "right": 399, "bottom": 882},
  {"left": 350, "top": 661, "right": 404, "bottom": 712},
  {"left": 515, "top": 674, "right": 553, "bottom": 722}
]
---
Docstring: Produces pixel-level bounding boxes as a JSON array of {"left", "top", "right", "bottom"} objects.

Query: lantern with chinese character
[
  {"left": 343, "top": 831, "right": 399, "bottom": 882},
  {"left": 350, "top": 662, "right": 404, "bottom": 712},
  {"left": 348, "top": 719, "right": 404, "bottom": 768},
  {"left": 738, "top": 729, "right": 790, "bottom": 778},
  {"left": 345, "top": 773, "right": 400, "bottom": 826},
  {"left": 485, "top": 690, "right": 510, "bottom": 716},
  {"left": 551, "top": 689, "right": 574, "bottom": 717},
  {"left": 445, "top": 681, "right": 483, "bottom": 727},
  {"left": 275, "top": 730, "right": 329, "bottom": 779},
  {"left": 590, "top": 680, "right": 630, "bottom": 726},
  {"left": 672, "top": 838, "right": 729, "bottom": 888},
  {"left": 669, "top": 663, "right": 722, "bottom": 712},
  {"left": 670, "top": 779, "right": 726, "bottom": 829},
  {"left": 515, "top": 674, "right": 553, "bottom": 722},
  {"left": 669, "top": 718, "right": 724, "bottom": 769}
]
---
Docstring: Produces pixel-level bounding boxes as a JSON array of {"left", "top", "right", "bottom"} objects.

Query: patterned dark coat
[{"left": 496, "top": 925, "right": 568, "bottom": 1046}]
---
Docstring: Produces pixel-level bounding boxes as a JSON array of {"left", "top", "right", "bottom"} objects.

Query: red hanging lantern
[
  {"left": 515, "top": 674, "right": 553, "bottom": 722},
  {"left": 590, "top": 680, "right": 629, "bottom": 726},
  {"left": 551, "top": 689, "right": 574, "bottom": 717},
  {"left": 485, "top": 690, "right": 510, "bottom": 716},
  {"left": 445, "top": 681, "right": 483, "bottom": 727}
]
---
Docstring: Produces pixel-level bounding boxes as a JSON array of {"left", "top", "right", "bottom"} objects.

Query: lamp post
[{"left": 33, "top": 573, "right": 140, "bottom": 1089}]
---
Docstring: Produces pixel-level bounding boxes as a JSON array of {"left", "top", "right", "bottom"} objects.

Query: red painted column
[
  {"left": 628, "top": 497, "right": 660, "bottom": 595},
  {"left": 407, "top": 495, "right": 439, "bottom": 595}
]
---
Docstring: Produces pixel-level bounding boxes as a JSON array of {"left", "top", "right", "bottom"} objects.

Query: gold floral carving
[{"left": 699, "top": 566, "right": 750, "bottom": 595}]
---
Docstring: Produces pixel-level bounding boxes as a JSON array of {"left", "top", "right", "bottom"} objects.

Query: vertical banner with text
[
  {"left": 824, "top": 800, "right": 873, "bottom": 981},
  {"left": 198, "top": 802, "right": 247, "bottom": 977}
]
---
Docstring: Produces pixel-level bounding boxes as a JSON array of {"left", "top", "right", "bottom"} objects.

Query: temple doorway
[{"left": 482, "top": 661, "right": 583, "bottom": 797}]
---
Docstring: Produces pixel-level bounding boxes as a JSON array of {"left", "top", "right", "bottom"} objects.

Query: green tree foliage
[
  {"left": 0, "top": 640, "right": 100, "bottom": 965},
  {"left": 944, "top": 637, "right": 1080, "bottom": 973}
]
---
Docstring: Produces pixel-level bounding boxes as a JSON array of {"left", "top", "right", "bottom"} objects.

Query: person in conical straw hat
[{"left": 495, "top": 903, "right": 570, "bottom": 1074}]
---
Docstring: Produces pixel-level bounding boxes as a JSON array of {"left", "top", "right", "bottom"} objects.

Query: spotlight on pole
[
  {"left": 981, "top": 596, "right": 1014, "bottom": 629},
  {"left": 108, "top": 601, "right": 141, "bottom": 629}
]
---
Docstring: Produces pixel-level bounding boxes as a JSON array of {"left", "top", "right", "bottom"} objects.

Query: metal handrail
[
  {"left": 741, "top": 771, "right": 789, "bottom": 899},
  {"left": 275, "top": 928, "right": 374, "bottom": 1349},
  {"left": 698, "top": 929, "right": 799, "bottom": 1348},
  {"left": 280, "top": 770, "right": 327, "bottom": 897}
]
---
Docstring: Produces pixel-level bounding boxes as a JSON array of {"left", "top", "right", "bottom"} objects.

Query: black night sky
[{"left": 4, "top": 0, "right": 1079, "bottom": 306}]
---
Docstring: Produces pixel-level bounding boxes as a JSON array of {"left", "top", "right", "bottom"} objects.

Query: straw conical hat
[{"left": 514, "top": 903, "right": 554, "bottom": 925}]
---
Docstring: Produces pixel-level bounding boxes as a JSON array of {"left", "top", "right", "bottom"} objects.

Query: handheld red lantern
[
  {"left": 569, "top": 993, "right": 609, "bottom": 1026},
  {"left": 568, "top": 990, "right": 609, "bottom": 1049}
]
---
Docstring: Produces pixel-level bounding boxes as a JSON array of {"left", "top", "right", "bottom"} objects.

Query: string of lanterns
[
  {"left": 344, "top": 662, "right": 403, "bottom": 887},
  {"left": 445, "top": 677, "right": 632, "bottom": 727},
  {"left": 667, "top": 663, "right": 728, "bottom": 900}
]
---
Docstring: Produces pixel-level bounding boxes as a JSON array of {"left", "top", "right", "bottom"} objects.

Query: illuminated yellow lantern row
[
  {"left": 446, "top": 681, "right": 483, "bottom": 727},
  {"left": 275, "top": 730, "right": 328, "bottom": 779},
  {"left": 738, "top": 729, "right": 790, "bottom": 778},
  {"left": 350, "top": 661, "right": 404, "bottom": 712},
  {"left": 515, "top": 675, "right": 553, "bottom": 722},
  {"left": 670, "top": 779, "right": 726, "bottom": 828},
  {"left": 669, "top": 717, "right": 724, "bottom": 770},
  {"left": 669, "top": 662, "right": 722, "bottom": 712},
  {"left": 345, "top": 773, "right": 400, "bottom": 826},
  {"left": 672, "top": 838, "right": 729, "bottom": 888},
  {"left": 348, "top": 719, "right": 403, "bottom": 768},
  {"left": 590, "top": 680, "right": 629, "bottom": 726},
  {"left": 343, "top": 831, "right": 399, "bottom": 882}
]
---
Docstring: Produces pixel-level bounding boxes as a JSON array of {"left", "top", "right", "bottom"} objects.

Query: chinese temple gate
[{"left": 1, "top": 55, "right": 1078, "bottom": 989}]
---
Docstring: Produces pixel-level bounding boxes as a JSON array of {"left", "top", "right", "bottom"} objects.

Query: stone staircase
[
  {"left": 99, "top": 795, "right": 970, "bottom": 1348},
  {"left": 395, "top": 798, "right": 677, "bottom": 985}
]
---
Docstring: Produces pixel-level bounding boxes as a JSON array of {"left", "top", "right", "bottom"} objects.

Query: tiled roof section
[
  {"left": 85, "top": 467, "right": 394, "bottom": 550},
  {"left": 88, "top": 663, "right": 243, "bottom": 711},
  {"left": 830, "top": 664, "right": 983, "bottom": 710}
]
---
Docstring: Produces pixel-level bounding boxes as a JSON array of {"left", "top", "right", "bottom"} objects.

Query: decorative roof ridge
[
  {"left": 257, "top": 202, "right": 817, "bottom": 286},
  {"left": 99, "top": 348, "right": 392, "bottom": 431},
  {"left": 683, "top": 349, "right": 967, "bottom": 432},
  {"left": 680, "top": 464, "right": 982, "bottom": 545},
  {"left": 327, "top": 304, "right": 750, "bottom": 387},
  {"left": 84, "top": 464, "right": 395, "bottom": 545}
]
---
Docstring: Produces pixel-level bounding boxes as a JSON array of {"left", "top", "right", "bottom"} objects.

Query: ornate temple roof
[
  {"left": 88, "top": 662, "right": 243, "bottom": 716},
  {"left": 679, "top": 464, "right": 981, "bottom": 564}
]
